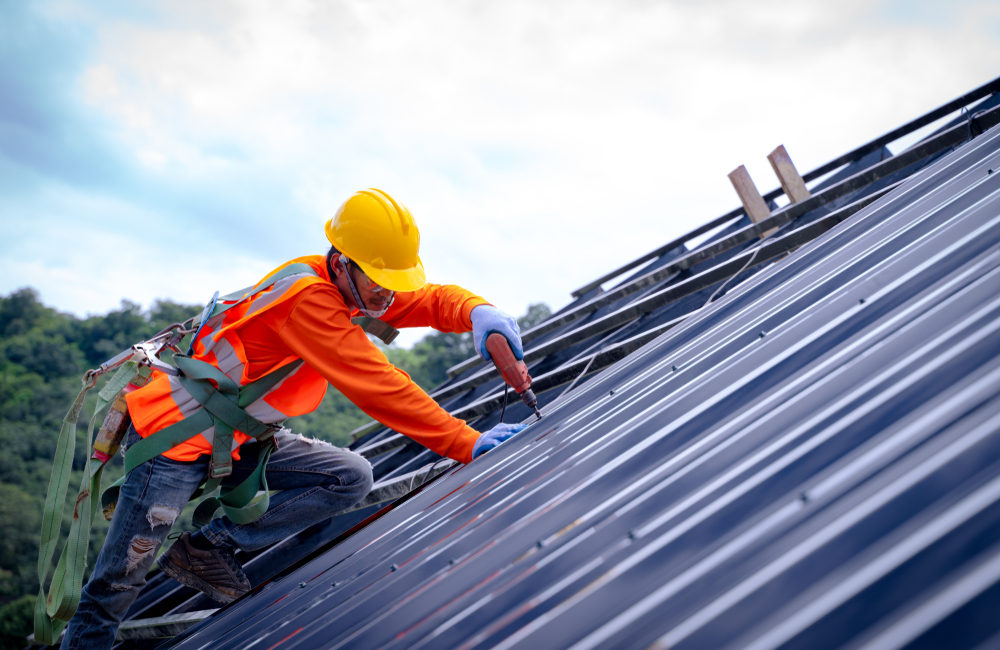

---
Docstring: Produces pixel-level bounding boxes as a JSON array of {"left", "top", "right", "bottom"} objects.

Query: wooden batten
[
  {"left": 768, "top": 144, "right": 811, "bottom": 204},
  {"left": 728, "top": 165, "right": 777, "bottom": 237}
]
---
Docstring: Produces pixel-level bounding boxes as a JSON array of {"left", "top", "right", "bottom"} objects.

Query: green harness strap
[
  {"left": 100, "top": 358, "right": 303, "bottom": 523},
  {"left": 35, "top": 362, "right": 145, "bottom": 645}
]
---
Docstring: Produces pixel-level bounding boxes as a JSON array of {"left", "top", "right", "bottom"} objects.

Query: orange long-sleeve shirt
[{"left": 127, "top": 255, "right": 488, "bottom": 463}]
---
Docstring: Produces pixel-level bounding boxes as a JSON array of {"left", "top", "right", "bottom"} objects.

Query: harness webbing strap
[
  {"left": 105, "top": 359, "right": 304, "bottom": 524},
  {"left": 192, "top": 437, "right": 277, "bottom": 527},
  {"left": 238, "top": 360, "right": 302, "bottom": 407},
  {"left": 35, "top": 362, "right": 139, "bottom": 645},
  {"left": 175, "top": 358, "right": 277, "bottom": 437},
  {"left": 351, "top": 315, "right": 400, "bottom": 344},
  {"left": 36, "top": 346, "right": 306, "bottom": 642},
  {"left": 101, "top": 410, "right": 212, "bottom": 521},
  {"left": 119, "top": 411, "right": 207, "bottom": 475},
  {"left": 175, "top": 354, "right": 241, "bottom": 479},
  {"left": 111, "top": 357, "right": 301, "bottom": 484}
]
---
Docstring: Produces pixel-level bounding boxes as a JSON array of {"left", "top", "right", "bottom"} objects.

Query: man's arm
[
  {"left": 383, "top": 283, "right": 524, "bottom": 360},
  {"left": 382, "top": 283, "right": 488, "bottom": 332},
  {"left": 277, "top": 285, "right": 481, "bottom": 462}
]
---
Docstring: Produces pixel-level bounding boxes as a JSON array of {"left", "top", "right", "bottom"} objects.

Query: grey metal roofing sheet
[{"left": 150, "top": 88, "right": 1000, "bottom": 649}]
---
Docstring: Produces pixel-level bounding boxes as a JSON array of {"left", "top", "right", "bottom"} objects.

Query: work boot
[{"left": 159, "top": 532, "right": 251, "bottom": 603}]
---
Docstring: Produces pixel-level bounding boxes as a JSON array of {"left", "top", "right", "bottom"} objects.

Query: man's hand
[
  {"left": 471, "top": 305, "right": 523, "bottom": 361},
  {"left": 472, "top": 422, "right": 528, "bottom": 459}
]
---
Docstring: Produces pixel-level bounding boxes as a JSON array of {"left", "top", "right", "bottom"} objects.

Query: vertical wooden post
[
  {"left": 767, "top": 144, "right": 811, "bottom": 204},
  {"left": 728, "top": 165, "right": 776, "bottom": 237}
]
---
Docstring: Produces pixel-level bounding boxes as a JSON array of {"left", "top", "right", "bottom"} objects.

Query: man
[{"left": 61, "top": 189, "right": 528, "bottom": 648}]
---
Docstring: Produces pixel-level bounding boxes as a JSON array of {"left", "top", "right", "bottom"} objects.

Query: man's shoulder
[
  {"left": 275, "top": 255, "right": 327, "bottom": 280},
  {"left": 258, "top": 256, "right": 332, "bottom": 296}
]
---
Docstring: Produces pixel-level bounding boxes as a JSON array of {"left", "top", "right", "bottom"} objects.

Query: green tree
[
  {"left": 386, "top": 331, "right": 476, "bottom": 390},
  {"left": 76, "top": 300, "right": 148, "bottom": 367},
  {"left": 285, "top": 390, "right": 373, "bottom": 447},
  {"left": 0, "top": 288, "right": 53, "bottom": 337},
  {"left": 518, "top": 302, "right": 552, "bottom": 330},
  {"left": 0, "top": 595, "right": 35, "bottom": 650},
  {"left": 148, "top": 299, "right": 201, "bottom": 332},
  {"left": 0, "top": 484, "right": 41, "bottom": 600}
]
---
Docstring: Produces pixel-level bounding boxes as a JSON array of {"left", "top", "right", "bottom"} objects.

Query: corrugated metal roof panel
[{"left": 152, "top": 90, "right": 1000, "bottom": 649}]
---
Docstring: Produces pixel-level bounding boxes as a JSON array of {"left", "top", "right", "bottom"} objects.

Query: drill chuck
[
  {"left": 521, "top": 388, "right": 542, "bottom": 420},
  {"left": 486, "top": 332, "right": 542, "bottom": 420}
]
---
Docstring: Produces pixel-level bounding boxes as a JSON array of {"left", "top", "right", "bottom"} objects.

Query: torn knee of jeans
[
  {"left": 126, "top": 536, "right": 158, "bottom": 573},
  {"left": 147, "top": 504, "right": 179, "bottom": 529},
  {"left": 294, "top": 433, "right": 332, "bottom": 447},
  {"left": 109, "top": 581, "right": 132, "bottom": 592}
]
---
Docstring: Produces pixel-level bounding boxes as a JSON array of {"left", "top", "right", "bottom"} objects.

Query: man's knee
[
  {"left": 314, "top": 448, "right": 372, "bottom": 505},
  {"left": 338, "top": 451, "right": 373, "bottom": 499},
  {"left": 280, "top": 433, "right": 373, "bottom": 499}
]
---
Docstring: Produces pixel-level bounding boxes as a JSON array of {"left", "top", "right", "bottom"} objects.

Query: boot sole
[{"left": 160, "top": 554, "right": 244, "bottom": 604}]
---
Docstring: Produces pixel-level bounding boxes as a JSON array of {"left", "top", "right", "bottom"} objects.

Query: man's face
[{"left": 346, "top": 260, "right": 394, "bottom": 313}]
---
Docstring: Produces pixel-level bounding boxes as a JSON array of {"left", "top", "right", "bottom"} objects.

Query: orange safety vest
[{"left": 127, "top": 255, "right": 487, "bottom": 463}]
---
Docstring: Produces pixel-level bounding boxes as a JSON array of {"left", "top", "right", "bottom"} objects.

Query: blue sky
[{"left": 2, "top": 0, "right": 998, "bottom": 346}]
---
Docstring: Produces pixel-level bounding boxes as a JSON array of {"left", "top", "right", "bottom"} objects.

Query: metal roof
[{"left": 115, "top": 77, "right": 1000, "bottom": 648}]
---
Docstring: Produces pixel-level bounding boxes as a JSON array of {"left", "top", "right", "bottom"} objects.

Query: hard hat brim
[{"left": 355, "top": 256, "right": 427, "bottom": 292}]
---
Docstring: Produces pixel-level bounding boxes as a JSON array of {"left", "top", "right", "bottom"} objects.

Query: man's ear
[{"left": 330, "top": 254, "right": 346, "bottom": 277}]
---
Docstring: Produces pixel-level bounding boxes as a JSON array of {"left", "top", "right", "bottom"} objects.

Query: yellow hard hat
[{"left": 324, "top": 188, "right": 426, "bottom": 292}]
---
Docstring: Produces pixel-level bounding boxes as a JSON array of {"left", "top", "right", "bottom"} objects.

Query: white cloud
[{"left": 4, "top": 0, "right": 999, "bottom": 345}]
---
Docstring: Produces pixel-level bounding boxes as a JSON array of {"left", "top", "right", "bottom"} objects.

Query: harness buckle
[{"left": 209, "top": 460, "right": 233, "bottom": 479}]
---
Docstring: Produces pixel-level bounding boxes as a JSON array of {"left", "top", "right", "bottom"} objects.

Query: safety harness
[{"left": 35, "top": 262, "right": 398, "bottom": 644}]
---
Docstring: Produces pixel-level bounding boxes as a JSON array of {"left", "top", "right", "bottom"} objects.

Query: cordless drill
[{"left": 485, "top": 332, "right": 542, "bottom": 420}]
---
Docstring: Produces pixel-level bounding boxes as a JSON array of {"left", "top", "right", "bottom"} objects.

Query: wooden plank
[
  {"left": 768, "top": 144, "right": 811, "bottom": 203},
  {"left": 728, "top": 165, "right": 777, "bottom": 237},
  {"left": 117, "top": 609, "right": 215, "bottom": 640}
]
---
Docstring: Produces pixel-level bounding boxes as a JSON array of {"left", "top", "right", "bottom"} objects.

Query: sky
[{"left": 2, "top": 0, "right": 998, "bottom": 347}]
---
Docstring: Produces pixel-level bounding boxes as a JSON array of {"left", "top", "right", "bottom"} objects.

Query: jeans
[{"left": 61, "top": 427, "right": 373, "bottom": 649}]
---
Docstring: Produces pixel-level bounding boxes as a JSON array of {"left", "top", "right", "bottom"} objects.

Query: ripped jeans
[{"left": 61, "top": 427, "right": 373, "bottom": 649}]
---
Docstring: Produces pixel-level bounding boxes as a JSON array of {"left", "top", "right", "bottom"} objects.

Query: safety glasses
[{"left": 347, "top": 259, "right": 392, "bottom": 295}]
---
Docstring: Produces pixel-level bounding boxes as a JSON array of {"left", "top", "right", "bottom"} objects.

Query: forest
[{"left": 0, "top": 287, "right": 549, "bottom": 647}]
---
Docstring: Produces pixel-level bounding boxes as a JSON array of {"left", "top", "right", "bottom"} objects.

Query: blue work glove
[
  {"left": 471, "top": 304, "right": 523, "bottom": 361},
  {"left": 472, "top": 422, "right": 528, "bottom": 459}
]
